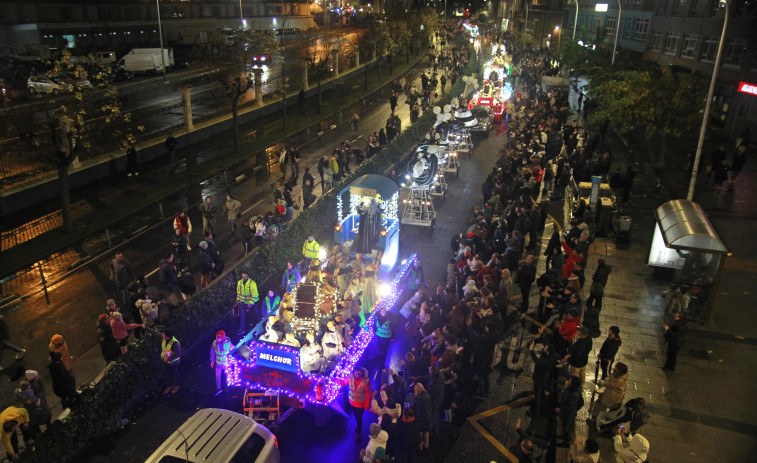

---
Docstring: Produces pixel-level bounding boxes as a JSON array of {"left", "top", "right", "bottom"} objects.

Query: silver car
[
  {"left": 144, "top": 408, "right": 280, "bottom": 463},
  {"left": 27, "top": 75, "right": 73, "bottom": 94}
]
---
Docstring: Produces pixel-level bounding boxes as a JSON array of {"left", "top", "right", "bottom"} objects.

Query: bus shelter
[{"left": 648, "top": 199, "right": 730, "bottom": 324}]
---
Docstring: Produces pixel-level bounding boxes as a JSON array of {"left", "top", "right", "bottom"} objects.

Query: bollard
[
  {"left": 105, "top": 229, "right": 113, "bottom": 248},
  {"left": 38, "top": 261, "right": 50, "bottom": 305}
]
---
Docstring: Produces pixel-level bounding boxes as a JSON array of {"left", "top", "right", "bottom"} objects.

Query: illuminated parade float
[
  {"left": 467, "top": 50, "right": 514, "bottom": 121},
  {"left": 225, "top": 175, "right": 408, "bottom": 413},
  {"left": 225, "top": 254, "right": 417, "bottom": 407}
]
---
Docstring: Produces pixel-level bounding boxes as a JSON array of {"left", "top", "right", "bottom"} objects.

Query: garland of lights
[{"left": 225, "top": 254, "right": 418, "bottom": 405}]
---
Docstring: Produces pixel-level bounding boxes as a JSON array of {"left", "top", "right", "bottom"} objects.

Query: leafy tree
[
  {"left": 297, "top": 27, "right": 342, "bottom": 114},
  {"left": 587, "top": 65, "right": 706, "bottom": 165},
  {"left": 1, "top": 50, "right": 141, "bottom": 232},
  {"left": 391, "top": 20, "right": 412, "bottom": 65},
  {"left": 220, "top": 31, "right": 278, "bottom": 153},
  {"left": 372, "top": 22, "right": 395, "bottom": 79}
]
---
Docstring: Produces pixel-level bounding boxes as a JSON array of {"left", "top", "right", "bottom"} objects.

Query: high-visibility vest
[
  {"left": 212, "top": 338, "right": 231, "bottom": 366},
  {"left": 161, "top": 337, "right": 180, "bottom": 364},
  {"left": 236, "top": 278, "right": 259, "bottom": 304},
  {"left": 283, "top": 268, "right": 300, "bottom": 291},
  {"left": 302, "top": 239, "right": 320, "bottom": 259},
  {"left": 375, "top": 318, "right": 392, "bottom": 338},
  {"left": 264, "top": 296, "right": 281, "bottom": 318},
  {"left": 348, "top": 375, "right": 370, "bottom": 407}
]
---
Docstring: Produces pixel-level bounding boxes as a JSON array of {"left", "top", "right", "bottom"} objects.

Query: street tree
[
  {"left": 372, "top": 22, "right": 395, "bottom": 79},
  {"left": 219, "top": 31, "right": 278, "bottom": 153},
  {"left": 0, "top": 50, "right": 141, "bottom": 233},
  {"left": 587, "top": 65, "right": 706, "bottom": 166},
  {"left": 298, "top": 27, "right": 341, "bottom": 115}
]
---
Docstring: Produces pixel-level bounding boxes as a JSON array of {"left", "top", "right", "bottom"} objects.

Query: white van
[
  {"left": 144, "top": 408, "right": 280, "bottom": 463},
  {"left": 118, "top": 48, "right": 174, "bottom": 74},
  {"left": 93, "top": 51, "right": 117, "bottom": 66}
]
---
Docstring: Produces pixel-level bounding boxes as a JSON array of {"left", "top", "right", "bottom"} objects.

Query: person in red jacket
[
  {"left": 173, "top": 211, "right": 193, "bottom": 250},
  {"left": 559, "top": 309, "right": 581, "bottom": 344},
  {"left": 342, "top": 366, "right": 372, "bottom": 442},
  {"left": 561, "top": 237, "right": 585, "bottom": 281}
]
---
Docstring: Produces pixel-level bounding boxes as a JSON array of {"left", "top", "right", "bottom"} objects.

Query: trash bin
[{"left": 619, "top": 216, "right": 632, "bottom": 232}]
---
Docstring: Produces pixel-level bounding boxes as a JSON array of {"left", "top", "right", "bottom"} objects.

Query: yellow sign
[{"left": 350, "top": 187, "right": 378, "bottom": 198}]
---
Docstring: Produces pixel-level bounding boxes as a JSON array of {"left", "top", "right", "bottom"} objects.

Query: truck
[{"left": 117, "top": 48, "right": 174, "bottom": 74}]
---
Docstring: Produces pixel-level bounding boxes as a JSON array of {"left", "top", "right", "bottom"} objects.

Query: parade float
[
  {"left": 468, "top": 52, "right": 514, "bottom": 121},
  {"left": 225, "top": 254, "right": 417, "bottom": 408}
]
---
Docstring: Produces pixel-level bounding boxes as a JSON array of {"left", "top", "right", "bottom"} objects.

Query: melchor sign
[{"left": 738, "top": 82, "right": 757, "bottom": 96}]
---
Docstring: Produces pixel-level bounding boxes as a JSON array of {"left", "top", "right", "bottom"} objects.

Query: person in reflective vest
[
  {"left": 210, "top": 330, "right": 231, "bottom": 395},
  {"left": 236, "top": 272, "right": 259, "bottom": 335},
  {"left": 340, "top": 366, "right": 371, "bottom": 442},
  {"left": 302, "top": 235, "right": 320, "bottom": 267},
  {"left": 263, "top": 289, "right": 281, "bottom": 319},
  {"left": 160, "top": 329, "right": 181, "bottom": 395},
  {"left": 374, "top": 306, "right": 394, "bottom": 362},
  {"left": 282, "top": 261, "right": 302, "bottom": 293}
]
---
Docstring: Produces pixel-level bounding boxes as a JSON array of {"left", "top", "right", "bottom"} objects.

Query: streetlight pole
[
  {"left": 524, "top": 1, "right": 529, "bottom": 33},
  {"left": 688, "top": 0, "right": 729, "bottom": 201},
  {"left": 239, "top": 0, "right": 244, "bottom": 27},
  {"left": 611, "top": 0, "right": 621, "bottom": 65},
  {"left": 156, "top": 0, "right": 166, "bottom": 82},
  {"left": 573, "top": 0, "right": 579, "bottom": 40}
]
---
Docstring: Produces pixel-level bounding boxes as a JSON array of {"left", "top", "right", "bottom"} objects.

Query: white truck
[{"left": 117, "top": 48, "right": 174, "bottom": 74}]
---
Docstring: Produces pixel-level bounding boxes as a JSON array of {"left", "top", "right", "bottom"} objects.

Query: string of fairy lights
[{"left": 225, "top": 254, "right": 418, "bottom": 405}]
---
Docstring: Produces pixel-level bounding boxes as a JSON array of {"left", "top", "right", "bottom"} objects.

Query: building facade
[
  {"left": 645, "top": 0, "right": 756, "bottom": 135},
  {"left": 563, "top": 0, "right": 656, "bottom": 54},
  {"left": 0, "top": 1, "right": 314, "bottom": 55}
]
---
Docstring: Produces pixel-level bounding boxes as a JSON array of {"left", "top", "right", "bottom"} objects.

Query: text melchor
[{"left": 259, "top": 353, "right": 293, "bottom": 365}]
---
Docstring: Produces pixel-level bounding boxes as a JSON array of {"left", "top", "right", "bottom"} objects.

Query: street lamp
[
  {"left": 155, "top": 0, "right": 166, "bottom": 82},
  {"left": 611, "top": 0, "right": 621, "bottom": 65},
  {"left": 572, "top": 0, "right": 579, "bottom": 40},
  {"left": 688, "top": 0, "right": 730, "bottom": 200},
  {"left": 595, "top": 2, "right": 620, "bottom": 64},
  {"left": 555, "top": 25, "right": 561, "bottom": 48},
  {"left": 524, "top": 0, "right": 529, "bottom": 33}
]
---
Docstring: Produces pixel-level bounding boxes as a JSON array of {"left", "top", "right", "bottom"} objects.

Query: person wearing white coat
[{"left": 613, "top": 431, "right": 649, "bottom": 463}]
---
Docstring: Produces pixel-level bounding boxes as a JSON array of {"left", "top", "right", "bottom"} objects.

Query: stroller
[{"left": 596, "top": 397, "right": 650, "bottom": 435}]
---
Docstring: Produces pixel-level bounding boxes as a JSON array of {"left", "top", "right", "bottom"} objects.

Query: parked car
[
  {"left": 59, "top": 71, "right": 92, "bottom": 89},
  {"left": 143, "top": 408, "right": 280, "bottom": 463},
  {"left": 27, "top": 75, "right": 73, "bottom": 94}
]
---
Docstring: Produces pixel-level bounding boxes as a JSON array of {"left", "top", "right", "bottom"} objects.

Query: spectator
[{"left": 48, "top": 351, "right": 77, "bottom": 409}]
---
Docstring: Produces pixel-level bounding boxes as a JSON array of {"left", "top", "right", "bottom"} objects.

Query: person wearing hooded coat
[
  {"left": 361, "top": 422, "right": 389, "bottom": 463},
  {"left": 613, "top": 430, "right": 650, "bottom": 463}
]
